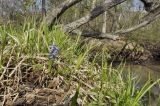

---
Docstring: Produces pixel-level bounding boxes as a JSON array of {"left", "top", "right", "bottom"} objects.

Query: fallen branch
[
  {"left": 79, "top": 5, "right": 160, "bottom": 39},
  {"left": 63, "top": 0, "right": 126, "bottom": 33},
  {"left": 47, "top": 0, "right": 160, "bottom": 41},
  {"left": 115, "top": 5, "right": 160, "bottom": 34},
  {"left": 70, "top": 30, "right": 119, "bottom": 40}
]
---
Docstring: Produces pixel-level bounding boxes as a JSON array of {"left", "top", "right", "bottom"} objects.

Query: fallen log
[{"left": 82, "top": 37, "right": 152, "bottom": 62}]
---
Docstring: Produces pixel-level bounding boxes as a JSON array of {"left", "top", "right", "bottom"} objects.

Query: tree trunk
[{"left": 102, "top": 11, "right": 107, "bottom": 33}]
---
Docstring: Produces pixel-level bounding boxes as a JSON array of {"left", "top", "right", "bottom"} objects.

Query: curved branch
[
  {"left": 69, "top": 5, "right": 160, "bottom": 40},
  {"left": 46, "top": 0, "right": 82, "bottom": 28},
  {"left": 115, "top": 5, "right": 160, "bottom": 34}
]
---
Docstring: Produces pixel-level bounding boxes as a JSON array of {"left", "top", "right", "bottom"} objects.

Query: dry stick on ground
[
  {"left": 8, "top": 56, "right": 49, "bottom": 78},
  {"left": 0, "top": 56, "right": 13, "bottom": 80},
  {"left": 2, "top": 90, "right": 6, "bottom": 106},
  {"left": 71, "top": 75, "right": 93, "bottom": 89},
  {"left": 0, "top": 45, "right": 16, "bottom": 80},
  {"left": 79, "top": 88, "right": 97, "bottom": 102},
  {"left": 9, "top": 57, "right": 26, "bottom": 77}
]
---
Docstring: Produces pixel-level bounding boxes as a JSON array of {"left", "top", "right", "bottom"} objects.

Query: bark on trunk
[{"left": 102, "top": 11, "right": 107, "bottom": 33}]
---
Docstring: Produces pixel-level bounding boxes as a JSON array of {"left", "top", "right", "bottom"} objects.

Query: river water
[{"left": 123, "top": 62, "right": 160, "bottom": 106}]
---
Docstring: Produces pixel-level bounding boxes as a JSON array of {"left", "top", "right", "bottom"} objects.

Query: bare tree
[{"left": 43, "top": 0, "right": 160, "bottom": 40}]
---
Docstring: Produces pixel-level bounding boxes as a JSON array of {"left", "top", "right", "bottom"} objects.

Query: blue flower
[{"left": 48, "top": 44, "right": 59, "bottom": 59}]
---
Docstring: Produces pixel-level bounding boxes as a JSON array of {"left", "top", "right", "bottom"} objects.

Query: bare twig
[
  {"left": 0, "top": 44, "right": 16, "bottom": 80},
  {"left": 9, "top": 57, "right": 26, "bottom": 77},
  {"left": 71, "top": 75, "right": 93, "bottom": 89}
]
